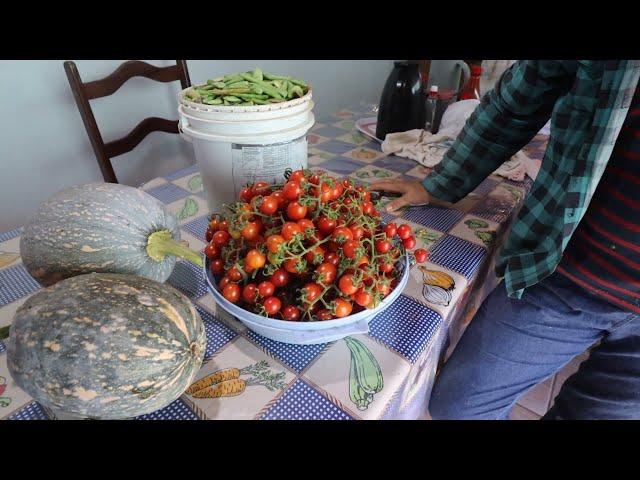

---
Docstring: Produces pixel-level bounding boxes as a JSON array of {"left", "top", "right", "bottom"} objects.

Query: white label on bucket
[{"left": 231, "top": 136, "right": 308, "bottom": 196}]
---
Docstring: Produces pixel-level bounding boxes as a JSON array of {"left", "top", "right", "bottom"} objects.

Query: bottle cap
[
  {"left": 429, "top": 85, "right": 439, "bottom": 93},
  {"left": 471, "top": 64, "right": 483, "bottom": 75}
]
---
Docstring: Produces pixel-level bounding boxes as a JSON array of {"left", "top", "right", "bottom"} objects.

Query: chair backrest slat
[{"left": 64, "top": 60, "right": 191, "bottom": 183}]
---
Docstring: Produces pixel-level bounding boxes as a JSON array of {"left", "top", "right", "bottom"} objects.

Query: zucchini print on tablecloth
[
  {"left": 185, "top": 360, "right": 286, "bottom": 399},
  {"left": 187, "top": 175, "right": 203, "bottom": 192},
  {"left": 176, "top": 197, "right": 199, "bottom": 221},
  {"left": 344, "top": 337, "right": 384, "bottom": 411}
]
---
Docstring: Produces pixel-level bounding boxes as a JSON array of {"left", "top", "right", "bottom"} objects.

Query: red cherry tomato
[
  {"left": 204, "top": 243, "right": 219, "bottom": 260},
  {"left": 305, "top": 245, "right": 326, "bottom": 265},
  {"left": 283, "top": 180, "right": 302, "bottom": 201},
  {"left": 241, "top": 222, "right": 261, "bottom": 241},
  {"left": 297, "top": 218, "right": 315, "bottom": 239},
  {"left": 242, "top": 283, "right": 259, "bottom": 304},
  {"left": 379, "top": 262, "right": 394, "bottom": 274},
  {"left": 338, "top": 274, "right": 360, "bottom": 295},
  {"left": 205, "top": 227, "right": 214, "bottom": 242},
  {"left": 287, "top": 201, "right": 308, "bottom": 220},
  {"left": 349, "top": 224, "right": 365, "bottom": 241},
  {"left": 403, "top": 236, "right": 417, "bottom": 249},
  {"left": 282, "top": 304, "right": 301, "bottom": 321},
  {"left": 375, "top": 239, "right": 392, "bottom": 254},
  {"left": 263, "top": 296, "right": 282, "bottom": 316},
  {"left": 219, "top": 276, "right": 232, "bottom": 289},
  {"left": 258, "top": 281, "right": 275, "bottom": 298},
  {"left": 342, "top": 239, "right": 361, "bottom": 259},
  {"left": 354, "top": 289, "right": 374, "bottom": 308},
  {"left": 333, "top": 298, "right": 353, "bottom": 318},
  {"left": 212, "top": 230, "right": 230, "bottom": 246},
  {"left": 281, "top": 222, "right": 303, "bottom": 241},
  {"left": 384, "top": 223, "right": 398, "bottom": 238},
  {"left": 227, "top": 266, "right": 242, "bottom": 282},
  {"left": 361, "top": 201, "right": 375, "bottom": 216},
  {"left": 332, "top": 226, "right": 353, "bottom": 244},
  {"left": 397, "top": 224, "right": 413, "bottom": 240},
  {"left": 222, "top": 283, "right": 241, "bottom": 303},
  {"left": 270, "top": 190, "right": 286, "bottom": 208},
  {"left": 239, "top": 187, "right": 254, "bottom": 203},
  {"left": 270, "top": 268, "right": 290, "bottom": 288},
  {"left": 414, "top": 248, "right": 428, "bottom": 263},
  {"left": 251, "top": 181, "right": 271, "bottom": 197},
  {"left": 316, "top": 309, "right": 333, "bottom": 321},
  {"left": 209, "top": 259, "right": 224, "bottom": 275},
  {"left": 317, "top": 215, "right": 337, "bottom": 235},
  {"left": 266, "top": 234, "right": 285, "bottom": 254},
  {"left": 302, "top": 283, "right": 323, "bottom": 304},
  {"left": 315, "top": 262, "right": 337, "bottom": 286},
  {"left": 260, "top": 195, "right": 279, "bottom": 215},
  {"left": 325, "top": 252, "right": 340, "bottom": 267},
  {"left": 284, "top": 258, "right": 306, "bottom": 274}
]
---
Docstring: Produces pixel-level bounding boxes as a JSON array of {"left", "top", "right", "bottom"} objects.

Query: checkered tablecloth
[{"left": 0, "top": 102, "right": 548, "bottom": 420}]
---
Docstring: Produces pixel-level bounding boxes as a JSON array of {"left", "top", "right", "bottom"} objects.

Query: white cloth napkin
[{"left": 381, "top": 99, "right": 542, "bottom": 182}]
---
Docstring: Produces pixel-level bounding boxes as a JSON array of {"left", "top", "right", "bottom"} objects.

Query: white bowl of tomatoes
[{"left": 202, "top": 169, "right": 424, "bottom": 345}]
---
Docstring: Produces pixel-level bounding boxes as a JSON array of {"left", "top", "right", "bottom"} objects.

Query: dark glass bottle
[{"left": 376, "top": 61, "right": 426, "bottom": 140}]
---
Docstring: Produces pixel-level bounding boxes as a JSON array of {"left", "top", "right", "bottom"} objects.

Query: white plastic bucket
[{"left": 178, "top": 87, "right": 315, "bottom": 214}]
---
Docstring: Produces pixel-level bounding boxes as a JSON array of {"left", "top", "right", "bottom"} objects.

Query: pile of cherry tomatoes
[{"left": 204, "top": 169, "right": 428, "bottom": 321}]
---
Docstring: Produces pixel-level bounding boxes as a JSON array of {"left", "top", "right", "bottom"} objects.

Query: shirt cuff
[{"left": 422, "top": 173, "right": 461, "bottom": 204}]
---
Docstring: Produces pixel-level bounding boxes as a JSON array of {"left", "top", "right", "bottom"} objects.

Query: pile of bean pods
[{"left": 184, "top": 68, "right": 309, "bottom": 106}]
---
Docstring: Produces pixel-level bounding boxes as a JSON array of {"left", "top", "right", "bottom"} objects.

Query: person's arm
[
  {"left": 423, "top": 60, "right": 576, "bottom": 203},
  {"left": 372, "top": 60, "right": 576, "bottom": 211}
]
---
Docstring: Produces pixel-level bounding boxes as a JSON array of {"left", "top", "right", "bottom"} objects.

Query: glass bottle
[{"left": 459, "top": 64, "right": 482, "bottom": 100}]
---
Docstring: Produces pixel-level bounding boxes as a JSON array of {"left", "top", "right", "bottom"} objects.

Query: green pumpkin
[
  {"left": 20, "top": 182, "right": 202, "bottom": 287},
  {"left": 6, "top": 273, "right": 205, "bottom": 419}
]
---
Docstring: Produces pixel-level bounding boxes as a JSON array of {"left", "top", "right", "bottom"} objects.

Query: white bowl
[{"left": 203, "top": 251, "right": 410, "bottom": 345}]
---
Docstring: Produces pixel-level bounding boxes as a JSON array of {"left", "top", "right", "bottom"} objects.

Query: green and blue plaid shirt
[{"left": 423, "top": 60, "right": 640, "bottom": 299}]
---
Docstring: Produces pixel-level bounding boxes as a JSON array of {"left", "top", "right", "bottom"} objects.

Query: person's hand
[{"left": 370, "top": 179, "right": 431, "bottom": 213}]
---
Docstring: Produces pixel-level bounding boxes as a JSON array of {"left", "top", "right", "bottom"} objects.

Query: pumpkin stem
[
  {"left": 146, "top": 230, "right": 203, "bottom": 268},
  {"left": 0, "top": 325, "right": 9, "bottom": 340}
]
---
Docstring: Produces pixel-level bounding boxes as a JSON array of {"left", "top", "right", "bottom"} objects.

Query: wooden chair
[{"left": 64, "top": 60, "right": 192, "bottom": 183}]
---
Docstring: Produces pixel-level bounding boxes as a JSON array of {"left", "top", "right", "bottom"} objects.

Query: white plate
[{"left": 356, "top": 117, "right": 383, "bottom": 143}]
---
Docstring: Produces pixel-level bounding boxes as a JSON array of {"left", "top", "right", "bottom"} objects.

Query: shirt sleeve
[{"left": 422, "top": 60, "right": 576, "bottom": 203}]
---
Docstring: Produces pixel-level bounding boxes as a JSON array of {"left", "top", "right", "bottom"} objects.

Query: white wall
[{"left": 0, "top": 60, "right": 395, "bottom": 232}]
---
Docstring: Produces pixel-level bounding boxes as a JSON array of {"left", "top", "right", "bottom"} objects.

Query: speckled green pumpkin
[
  {"left": 6, "top": 273, "right": 206, "bottom": 419},
  {"left": 20, "top": 182, "right": 201, "bottom": 287}
]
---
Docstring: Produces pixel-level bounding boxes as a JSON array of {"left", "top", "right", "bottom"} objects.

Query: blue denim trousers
[{"left": 429, "top": 272, "right": 640, "bottom": 420}]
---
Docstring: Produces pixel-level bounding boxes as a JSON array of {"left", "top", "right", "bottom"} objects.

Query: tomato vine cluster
[{"left": 204, "top": 169, "right": 428, "bottom": 321}]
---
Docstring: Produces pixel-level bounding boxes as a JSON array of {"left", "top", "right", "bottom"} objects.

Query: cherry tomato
[
  {"left": 317, "top": 215, "right": 337, "bottom": 235},
  {"left": 209, "top": 259, "right": 224, "bottom": 275},
  {"left": 403, "top": 236, "right": 417, "bottom": 249},
  {"left": 283, "top": 180, "right": 302, "bottom": 201},
  {"left": 356, "top": 255, "right": 370, "bottom": 267},
  {"left": 282, "top": 304, "right": 301, "bottom": 321},
  {"left": 342, "top": 239, "right": 361, "bottom": 259},
  {"left": 219, "top": 276, "right": 232, "bottom": 289},
  {"left": 332, "top": 226, "right": 353, "bottom": 244},
  {"left": 354, "top": 289, "right": 374, "bottom": 308},
  {"left": 251, "top": 181, "right": 270, "bottom": 197},
  {"left": 362, "top": 201, "right": 375, "bottom": 216},
  {"left": 209, "top": 217, "right": 221, "bottom": 231},
  {"left": 305, "top": 245, "right": 326, "bottom": 265},
  {"left": 349, "top": 224, "right": 365, "bottom": 241},
  {"left": 205, "top": 227, "right": 214, "bottom": 242},
  {"left": 315, "top": 262, "right": 337, "bottom": 286},
  {"left": 227, "top": 266, "right": 242, "bottom": 282},
  {"left": 222, "top": 283, "right": 241, "bottom": 303},
  {"left": 313, "top": 183, "right": 333, "bottom": 204},
  {"left": 247, "top": 234, "right": 265, "bottom": 248},
  {"left": 212, "top": 230, "right": 230, "bottom": 247},
  {"left": 204, "top": 243, "right": 219, "bottom": 260},
  {"left": 309, "top": 173, "right": 321, "bottom": 185},
  {"left": 245, "top": 249, "right": 266, "bottom": 270},
  {"left": 281, "top": 222, "right": 303, "bottom": 241},
  {"left": 375, "top": 239, "right": 392, "bottom": 254},
  {"left": 263, "top": 296, "right": 282, "bottom": 316},
  {"left": 270, "top": 190, "right": 286, "bottom": 208},
  {"left": 316, "top": 309, "right": 333, "bottom": 321},
  {"left": 239, "top": 187, "right": 254, "bottom": 203},
  {"left": 260, "top": 195, "right": 279, "bottom": 215},
  {"left": 375, "top": 282, "right": 391, "bottom": 296},
  {"left": 333, "top": 298, "right": 353, "bottom": 318},
  {"left": 218, "top": 220, "right": 229, "bottom": 232},
  {"left": 266, "top": 234, "right": 285, "bottom": 254},
  {"left": 290, "top": 170, "right": 307, "bottom": 184},
  {"left": 379, "top": 262, "right": 394, "bottom": 274},
  {"left": 330, "top": 182, "right": 344, "bottom": 201},
  {"left": 325, "top": 252, "right": 340, "bottom": 267},
  {"left": 414, "top": 248, "right": 428, "bottom": 263},
  {"left": 297, "top": 218, "right": 315, "bottom": 239},
  {"left": 342, "top": 178, "right": 353, "bottom": 188},
  {"left": 284, "top": 258, "right": 306, "bottom": 274},
  {"left": 287, "top": 201, "right": 308, "bottom": 220},
  {"left": 258, "top": 281, "right": 275, "bottom": 298},
  {"left": 241, "top": 221, "right": 260, "bottom": 241},
  {"left": 397, "top": 224, "right": 413, "bottom": 240},
  {"left": 384, "top": 223, "right": 398, "bottom": 238},
  {"left": 302, "top": 283, "right": 323, "bottom": 304},
  {"left": 229, "top": 228, "right": 242, "bottom": 241},
  {"left": 338, "top": 274, "right": 360, "bottom": 295},
  {"left": 242, "top": 283, "right": 259, "bottom": 304},
  {"left": 270, "top": 268, "right": 290, "bottom": 288}
]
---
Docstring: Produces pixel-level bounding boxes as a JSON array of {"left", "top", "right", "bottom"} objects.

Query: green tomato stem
[{"left": 147, "top": 230, "right": 204, "bottom": 268}]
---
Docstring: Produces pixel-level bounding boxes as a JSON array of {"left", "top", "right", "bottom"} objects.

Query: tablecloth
[{"left": 0, "top": 102, "right": 548, "bottom": 420}]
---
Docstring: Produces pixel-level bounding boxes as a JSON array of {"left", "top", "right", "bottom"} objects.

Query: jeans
[{"left": 428, "top": 272, "right": 640, "bottom": 420}]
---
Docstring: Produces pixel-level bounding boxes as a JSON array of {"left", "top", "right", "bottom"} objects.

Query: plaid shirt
[{"left": 423, "top": 60, "right": 640, "bottom": 299}]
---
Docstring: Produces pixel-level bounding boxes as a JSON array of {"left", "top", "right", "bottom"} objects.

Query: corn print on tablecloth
[{"left": 0, "top": 103, "right": 548, "bottom": 420}]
